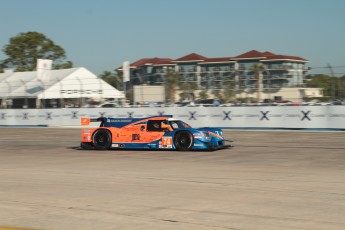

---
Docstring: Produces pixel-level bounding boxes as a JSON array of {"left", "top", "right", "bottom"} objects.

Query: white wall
[
  {"left": 133, "top": 85, "right": 165, "bottom": 104},
  {"left": 237, "top": 87, "right": 324, "bottom": 102},
  {"left": 1, "top": 106, "right": 345, "bottom": 130}
]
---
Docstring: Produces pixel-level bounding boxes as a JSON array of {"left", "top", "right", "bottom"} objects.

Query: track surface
[{"left": 0, "top": 128, "right": 345, "bottom": 230}]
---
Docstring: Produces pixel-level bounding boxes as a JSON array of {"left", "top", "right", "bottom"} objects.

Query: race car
[{"left": 80, "top": 115, "right": 232, "bottom": 151}]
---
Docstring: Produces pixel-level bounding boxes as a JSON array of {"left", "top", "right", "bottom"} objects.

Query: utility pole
[{"left": 327, "top": 64, "right": 335, "bottom": 101}]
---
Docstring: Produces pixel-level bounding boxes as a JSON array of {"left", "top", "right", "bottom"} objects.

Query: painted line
[{"left": 0, "top": 227, "right": 39, "bottom": 230}]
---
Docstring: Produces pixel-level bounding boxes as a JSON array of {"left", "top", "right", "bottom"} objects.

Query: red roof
[
  {"left": 232, "top": 50, "right": 307, "bottom": 62},
  {"left": 262, "top": 51, "right": 275, "bottom": 56},
  {"left": 152, "top": 58, "right": 174, "bottom": 66},
  {"left": 173, "top": 53, "right": 207, "bottom": 62},
  {"left": 116, "top": 58, "right": 174, "bottom": 70},
  {"left": 130, "top": 58, "right": 152, "bottom": 68},
  {"left": 116, "top": 50, "right": 308, "bottom": 70},
  {"left": 233, "top": 50, "right": 266, "bottom": 59},
  {"left": 201, "top": 57, "right": 233, "bottom": 64},
  {"left": 262, "top": 54, "right": 308, "bottom": 62}
]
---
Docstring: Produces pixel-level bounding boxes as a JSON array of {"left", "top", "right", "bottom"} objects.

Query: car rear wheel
[
  {"left": 174, "top": 131, "right": 194, "bottom": 151},
  {"left": 92, "top": 129, "right": 112, "bottom": 150}
]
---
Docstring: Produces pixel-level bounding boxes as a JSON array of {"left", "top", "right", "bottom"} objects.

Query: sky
[{"left": 1, "top": 0, "right": 345, "bottom": 76}]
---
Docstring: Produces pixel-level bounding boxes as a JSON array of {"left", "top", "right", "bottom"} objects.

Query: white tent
[{"left": 0, "top": 67, "right": 124, "bottom": 108}]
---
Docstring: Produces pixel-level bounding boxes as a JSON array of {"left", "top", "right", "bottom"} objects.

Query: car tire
[
  {"left": 92, "top": 129, "right": 112, "bottom": 150},
  {"left": 174, "top": 131, "right": 194, "bottom": 151}
]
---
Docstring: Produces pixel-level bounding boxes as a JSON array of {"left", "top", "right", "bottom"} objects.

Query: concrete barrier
[{"left": 1, "top": 106, "right": 345, "bottom": 130}]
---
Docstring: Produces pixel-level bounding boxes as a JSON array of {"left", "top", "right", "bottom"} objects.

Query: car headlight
[{"left": 201, "top": 131, "right": 211, "bottom": 140}]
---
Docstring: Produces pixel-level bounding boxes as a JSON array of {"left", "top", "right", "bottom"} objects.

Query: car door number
[{"left": 161, "top": 137, "right": 173, "bottom": 148}]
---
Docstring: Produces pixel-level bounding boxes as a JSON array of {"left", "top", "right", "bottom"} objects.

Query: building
[
  {"left": 117, "top": 50, "right": 322, "bottom": 103},
  {"left": 0, "top": 61, "right": 124, "bottom": 108}
]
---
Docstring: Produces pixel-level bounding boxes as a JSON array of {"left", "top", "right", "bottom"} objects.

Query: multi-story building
[{"left": 117, "top": 50, "right": 320, "bottom": 103}]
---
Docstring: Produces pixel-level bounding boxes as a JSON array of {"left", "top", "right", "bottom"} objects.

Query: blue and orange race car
[{"left": 80, "top": 115, "right": 232, "bottom": 151}]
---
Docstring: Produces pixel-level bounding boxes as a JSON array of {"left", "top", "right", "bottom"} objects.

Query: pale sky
[{"left": 1, "top": 0, "right": 345, "bottom": 76}]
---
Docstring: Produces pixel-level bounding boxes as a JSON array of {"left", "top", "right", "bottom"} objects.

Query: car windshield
[{"left": 169, "top": 120, "right": 191, "bottom": 129}]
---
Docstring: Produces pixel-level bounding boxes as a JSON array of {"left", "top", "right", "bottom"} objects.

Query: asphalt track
[{"left": 0, "top": 128, "right": 345, "bottom": 230}]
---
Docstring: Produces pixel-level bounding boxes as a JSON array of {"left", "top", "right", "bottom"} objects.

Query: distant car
[
  {"left": 80, "top": 115, "right": 233, "bottom": 151},
  {"left": 332, "top": 100, "right": 344, "bottom": 105},
  {"left": 98, "top": 102, "right": 120, "bottom": 108}
]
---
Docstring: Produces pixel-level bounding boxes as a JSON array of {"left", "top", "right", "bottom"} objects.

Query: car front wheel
[{"left": 174, "top": 131, "right": 194, "bottom": 151}]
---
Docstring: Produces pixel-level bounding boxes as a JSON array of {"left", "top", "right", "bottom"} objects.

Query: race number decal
[{"left": 161, "top": 137, "right": 173, "bottom": 148}]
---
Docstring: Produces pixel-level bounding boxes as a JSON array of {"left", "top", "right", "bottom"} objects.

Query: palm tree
[
  {"left": 222, "top": 80, "right": 236, "bottom": 103},
  {"left": 165, "top": 71, "right": 180, "bottom": 103},
  {"left": 251, "top": 63, "right": 264, "bottom": 102},
  {"left": 179, "top": 82, "right": 198, "bottom": 102},
  {"left": 199, "top": 90, "right": 209, "bottom": 100}
]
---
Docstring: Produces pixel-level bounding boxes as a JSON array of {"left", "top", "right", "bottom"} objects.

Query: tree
[
  {"left": 305, "top": 74, "right": 345, "bottom": 100},
  {"left": 165, "top": 71, "right": 180, "bottom": 103},
  {"left": 179, "top": 82, "right": 198, "bottom": 102},
  {"left": 339, "top": 76, "right": 345, "bottom": 99},
  {"left": 2, "top": 31, "right": 72, "bottom": 71},
  {"left": 0, "top": 61, "right": 4, "bottom": 73},
  {"left": 212, "top": 89, "right": 223, "bottom": 101},
  {"left": 99, "top": 71, "right": 122, "bottom": 89},
  {"left": 222, "top": 80, "right": 236, "bottom": 102},
  {"left": 54, "top": 61, "right": 73, "bottom": 70},
  {"left": 198, "top": 90, "right": 209, "bottom": 100},
  {"left": 306, "top": 74, "right": 331, "bottom": 97},
  {"left": 250, "top": 63, "right": 264, "bottom": 102}
]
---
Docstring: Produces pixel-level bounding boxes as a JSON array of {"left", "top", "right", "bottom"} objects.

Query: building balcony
[
  {"left": 264, "top": 65, "right": 291, "bottom": 71},
  {"left": 180, "top": 75, "right": 197, "bottom": 82},
  {"left": 269, "top": 74, "right": 291, "bottom": 79},
  {"left": 223, "top": 77, "right": 235, "bottom": 81}
]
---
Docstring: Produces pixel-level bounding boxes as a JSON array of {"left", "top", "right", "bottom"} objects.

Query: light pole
[
  {"left": 327, "top": 64, "right": 335, "bottom": 101},
  {"left": 20, "top": 79, "right": 28, "bottom": 108},
  {"left": 263, "top": 68, "right": 271, "bottom": 102},
  {"left": 122, "top": 61, "right": 130, "bottom": 105},
  {"left": 3, "top": 80, "right": 11, "bottom": 109}
]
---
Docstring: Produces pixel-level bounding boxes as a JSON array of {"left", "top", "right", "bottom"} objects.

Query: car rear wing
[
  {"left": 81, "top": 115, "right": 174, "bottom": 127},
  {"left": 81, "top": 117, "right": 104, "bottom": 126}
]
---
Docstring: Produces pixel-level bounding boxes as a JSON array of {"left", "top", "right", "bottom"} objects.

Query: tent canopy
[{"left": 0, "top": 67, "right": 124, "bottom": 99}]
